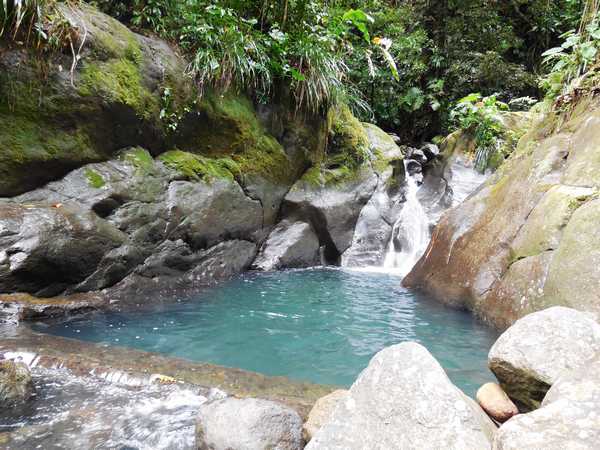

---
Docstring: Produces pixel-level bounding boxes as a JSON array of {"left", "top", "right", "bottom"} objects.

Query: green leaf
[
  {"left": 290, "top": 68, "right": 306, "bottom": 81},
  {"left": 580, "top": 43, "right": 597, "bottom": 61},
  {"left": 457, "top": 93, "right": 481, "bottom": 104}
]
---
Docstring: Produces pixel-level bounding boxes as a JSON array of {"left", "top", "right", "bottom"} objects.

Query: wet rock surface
[
  {"left": 0, "top": 360, "right": 34, "bottom": 407},
  {"left": 488, "top": 307, "right": 600, "bottom": 411},
  {"left": 0, "top": 326, "right": 333, "bottom": 418},
  {"left": 0, "top": 292, "right": 106, "bottom": 324},
  {"left": 0, "top": 148, "right": 269, "bottom": 302},
  {"left": 306, "top": 342, "right": 495, "bottom": 450},
  {"left": 253, "top": 220, "right": 320, "bottom": 271},
  {"left": 195, "top": 397, "right": 303, "bottom": 450},
  {"left": 282, "top": 167, "right": 379, "bottom": 264}
]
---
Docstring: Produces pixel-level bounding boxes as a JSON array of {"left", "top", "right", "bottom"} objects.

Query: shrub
[{"left": 449, "top": 93, "right": 509, "bottom": 172}]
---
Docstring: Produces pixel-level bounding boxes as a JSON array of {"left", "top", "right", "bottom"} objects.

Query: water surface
[{"left": 35, "top": 268, "right": 498, "bottom": 396}]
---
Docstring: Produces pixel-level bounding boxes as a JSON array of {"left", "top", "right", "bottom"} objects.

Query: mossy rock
[
  {"left": 0, "top": 110, "right": 101, "bottom": 196},
  {"left": 0, "top": 3, "right": 193, "bottom": 196},
  {"left": 173, "top": 93, "right": 295, "bottom": 184},
  {"left": 301, "top": 105, "right": 371, "bottom": 186},
  {"left": 510, "top": 185, "right": 595, "bottom": 261},
  {"left": 159, "top": 150, "right": 240, "bottom": 182}
]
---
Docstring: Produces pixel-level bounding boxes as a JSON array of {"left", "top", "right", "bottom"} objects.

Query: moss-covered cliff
[{"left": 404, "top": 98, "right": 600, "bottom": 329}]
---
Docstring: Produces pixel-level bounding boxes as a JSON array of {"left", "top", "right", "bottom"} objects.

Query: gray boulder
[
  {"left": 421, "top": 143, "right": 440, "bottom": 160},
  {"left": 341, "top": 123, "right": 405, "bottom": 267},
  {"left": 282, "top": 167, "right": 378, "bottom": 263},
  {"left": 195, "top": 397, "right": 303, "bottom": 450},
  {"left": 306, "top": 342, "right": 495, "bottom": 450},
  {"left": 0, "top": 147, "right": 268, "bottom": 297},
  {"left": 488, "top": 307, "right": 600, "bottom": 411},
  {"left": 0, "top": 202, "right": 126, "bottom": 296},
  {"left": 0, "top": 360, "right": 34, "bottom": 406},
  {"left": 492, "top": 358, "right": 600, "bottom": 450},
  {"left": 108, "top": 239, "right": 257, "bottom": 303},
  {"left": 166, "top": 178, "right": 263, "bottom": 248},
  {"left": 253, "top": 220, "right": 320, "bottom": 271}
]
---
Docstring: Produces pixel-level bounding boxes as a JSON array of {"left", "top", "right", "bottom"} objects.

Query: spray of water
[{"left": 383, "top": 163, "right": 430, "bottom": 277}]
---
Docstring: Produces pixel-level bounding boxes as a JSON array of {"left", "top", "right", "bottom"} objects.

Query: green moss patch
[
  {"left": 79, "top": 58, "right": 158, "bottom": 119},
  {"left": 175, "top": 92, "right": 294, "bottom": 183},
  {"left": 84, "top": 168, "right": 106, "bottom": 188},
  {"left": 119, "top": 147, "right": 155, "bottom": 172},
  {"left": 0, "top": 111, "right": 98, "bottom": 195},
  {"left": 159, "top": 150, "right": 241, "bottom": 182},
  {"left": 302, "top": 105, "right": 371, "bottom": 186}
]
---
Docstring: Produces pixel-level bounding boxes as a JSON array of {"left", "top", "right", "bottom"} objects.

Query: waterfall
[{"left": 382, "top": 162, "right": 430, "bottom": 276}]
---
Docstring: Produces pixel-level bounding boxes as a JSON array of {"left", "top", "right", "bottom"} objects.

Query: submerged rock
[
  {"left": 195, "top": 397, "right": 303, "bottom": 450},
  {"left": 476, "top": 382, "right": 518, "bottom": 423},
  {"left": 488, "top": 307, "right": 600, "bottom": 411},
  {"left": 253, "top": 220, "right": 320, "bottom": 271},
  {"left": 492, "top": 357, "right": 600, "bottom": 450},
  {"left": 306, "top": 342, "right": 495, "bottom": 450},
  {"left": 303, "top": 389, "right": 349, "bottom": 442},
  {"left": 0, "top": 360, "right": 34, "bottom": 407}
]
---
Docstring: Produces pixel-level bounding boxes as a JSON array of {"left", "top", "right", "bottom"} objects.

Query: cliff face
[
  {"left": 0, "top": 4, "right": 407, "bottom": 304},
  {"left": 404, "top": 99, "right": 600, "bottom": 329}
]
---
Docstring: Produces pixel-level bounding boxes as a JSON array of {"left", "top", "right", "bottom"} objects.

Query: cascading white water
[{"left": 383, "top": 163, "right": 430, "bottom": 276}]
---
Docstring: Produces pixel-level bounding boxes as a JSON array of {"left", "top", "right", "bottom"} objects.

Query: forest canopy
[{"left": 1, "top": 0, "right": 590, "bottom": 141}]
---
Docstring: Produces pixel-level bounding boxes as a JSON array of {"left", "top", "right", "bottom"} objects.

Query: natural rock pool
[{"left": 34, "top": 268, "right": 498, "bottom": 396}]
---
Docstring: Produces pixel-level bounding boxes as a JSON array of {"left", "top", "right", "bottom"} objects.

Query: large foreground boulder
[
  {"left": 195, "top": 397, "right": 303, "bottom": 450},
  {"left": 0, "top": 360, "right": 34, "bottom": 407},
  {"left": 488, "top": 307, "right": 600, "bottom": 410},
  {"left": 306, "top": 342, "right": 495, "bottom": 450},
  {"left": 492, "top": 357, "right": 600, "bottom": 450}
]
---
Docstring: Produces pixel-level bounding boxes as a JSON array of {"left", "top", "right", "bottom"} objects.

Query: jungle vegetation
[{"left": 1, "top": 0, "right": 597, "bottom": 143}]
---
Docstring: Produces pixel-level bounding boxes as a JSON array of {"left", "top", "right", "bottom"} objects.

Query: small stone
[
  {"left": 0, "top": 360, "right": 34, "bottom": 407},
  {"left": 303, "top": 389, "right": 349, "bottom": 441},
  {"left": 420, "top": 143, "right": 440, "bottom": 160},
  {"left": 476, "top": 382, "right": 518, "bottom": 422}
]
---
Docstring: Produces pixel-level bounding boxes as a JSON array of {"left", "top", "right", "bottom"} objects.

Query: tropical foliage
[
  {"left": 540, "top": 1, "right": 600, "bottom": 103},
  {"left": 3, "top": 0, "right": 596, "bottom": 142},
  {"left": 449, "top": 93, "right": 509, "bottom": 172}
]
